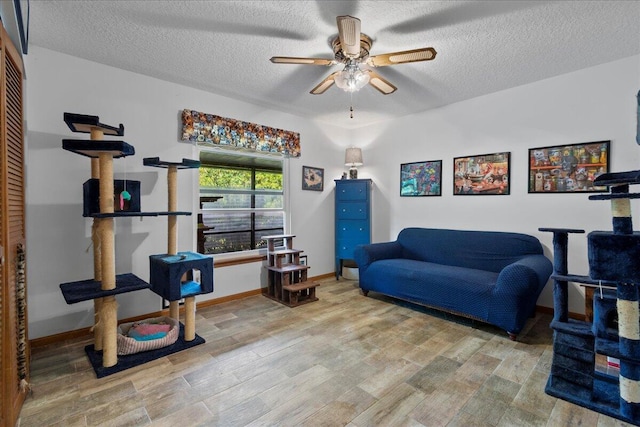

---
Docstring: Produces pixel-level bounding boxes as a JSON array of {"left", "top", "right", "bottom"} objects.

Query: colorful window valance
[{"left": 181, "top": 109, "right": 301, "bottom": 158}]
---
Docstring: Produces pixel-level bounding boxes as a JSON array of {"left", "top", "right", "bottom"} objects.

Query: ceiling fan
[{"left": 270, "top": 15, "right": 437, "bottom": 96}]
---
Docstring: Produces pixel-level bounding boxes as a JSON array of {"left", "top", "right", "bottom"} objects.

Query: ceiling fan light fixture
[
  {"left": 270, "top": 15, "right": 437, "bottom": 98},
  {"left": 334, "top": 65, "right": 370, "bottom": 93}
]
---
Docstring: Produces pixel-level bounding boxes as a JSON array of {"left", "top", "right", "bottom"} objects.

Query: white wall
[
  {"left": 355, "top": 55, "right": 640, "bottom": 315},
  {"left": 24, "top": 46, "right": 639, "bottom": 338},
  {"left": 25, "top": 46, "right": 349, "bottom": 338}
]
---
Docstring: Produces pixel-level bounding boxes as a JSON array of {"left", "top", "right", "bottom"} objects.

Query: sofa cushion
[
  {"left": 363, "top": 258, "right": 498, "bottom": 317},
  {"left": 398, "top": 228, "right": 544, "bottom": 273}
]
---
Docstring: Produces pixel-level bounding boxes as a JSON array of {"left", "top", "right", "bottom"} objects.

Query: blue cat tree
[
  {"left": 541, "top": 91, "right": 640, "bottom": 425},
  {"left": 59, "top": 113, "right": 213, "bottom": 377}
]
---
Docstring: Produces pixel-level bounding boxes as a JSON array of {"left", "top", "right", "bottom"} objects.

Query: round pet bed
[{"left": 117, "top": 316, "right": 179, "bottom": 355}]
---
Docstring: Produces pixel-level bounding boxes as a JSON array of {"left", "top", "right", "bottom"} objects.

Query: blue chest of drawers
[{"left": 334, "top": 179, "right": 372, "bottom": 279}]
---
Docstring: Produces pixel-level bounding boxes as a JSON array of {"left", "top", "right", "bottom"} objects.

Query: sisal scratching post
[
  {"left": 612, "top": 197, "right": 633, "bottom": 234},
  {"left": 91, "top": 127, "right": 104, "bottom": 350},
  {"left": 93, "top": 297, "right": 104, "bottom": 351},
  {"left": 98, "top": 152, "right": 117, "bottom": 367},
  {"left": 184, "top": 296, "right": 196, "bottom": 341},
  {"left": 168, "top": 165, "right": 178, "bottom": 254},
  {"left": 90, "top": 127, "right": 102, "bottom": 178},
  {"left": 169, "top": 300, "right": 180, "bottom": 321},
  {"left": 99, "top": 152, "right": 116, "bottom": 290},
  {"left": 167, "top": 164, "right": 195, "bottom": 339},
  {"left": 92, "top": 219, "right": 104, "bottom": 351},
  {"left": 167, "top": 165, "right": 180, "bottom": 320},
  {"left": 100, "top": 219, "right": 115, "bottom": 290},
  {"left": 101, "top": 296, "right": 118, "bottom": 368}
]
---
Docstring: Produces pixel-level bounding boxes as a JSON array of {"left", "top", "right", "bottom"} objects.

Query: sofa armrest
[
  {"left": 353, "top": 241, "right": 403, "bottom": 272},
  {"left": 495, "top": 255, "right": 553, "bottom": 296},
  {"left": 490, "top": 254, "right": 552, "bottom": 334}
]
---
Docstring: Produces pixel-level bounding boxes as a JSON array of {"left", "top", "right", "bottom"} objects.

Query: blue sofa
[{"left": 353, "top": 228, "right": 553, "bottom": 339}]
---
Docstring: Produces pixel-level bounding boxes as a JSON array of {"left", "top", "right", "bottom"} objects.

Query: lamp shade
[{"left": 345, "top": 147, "right": 363, "bottom": 166}]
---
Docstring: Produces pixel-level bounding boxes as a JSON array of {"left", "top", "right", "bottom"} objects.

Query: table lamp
[{"left": 345, "top": 147, "right": 363, "bottom": 179}]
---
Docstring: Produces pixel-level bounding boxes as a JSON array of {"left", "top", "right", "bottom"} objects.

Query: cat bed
[{"left": 117, "top": 316, "right": 179, "bottom": 355}]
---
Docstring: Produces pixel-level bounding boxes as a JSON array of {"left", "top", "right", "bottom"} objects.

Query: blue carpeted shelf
[
  {"left": 550, "top": 318, "right": 593, "bottom": 337},
  {"left": 143, "top": 157, "right": 200, "bottom": 169},
  {"left": 62, "top": 139, "right": 135, "bottom": 158},
  {"left": 60, "top": 273, "right": 150, "bottom": 304},
  {"left": 545, "top": 375, "right": 629, "bottom": 422},
  {"left": 87, "top": 211, "right": 192, "bottom": 218},
  {"left": 64, "top": 112, "right": 125, "bottom": 136},
  {"left": 592, "top": 170, "right": 640, "bottom": 187}
]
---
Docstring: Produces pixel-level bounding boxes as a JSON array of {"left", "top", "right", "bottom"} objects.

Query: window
[{"left": 198, "top": 150, "right": 285, "bottom": 254}]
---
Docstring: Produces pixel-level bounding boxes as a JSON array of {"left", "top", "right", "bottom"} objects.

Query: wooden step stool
[{"left": 263, "top": 234, "right": 319, "bottom": 307}]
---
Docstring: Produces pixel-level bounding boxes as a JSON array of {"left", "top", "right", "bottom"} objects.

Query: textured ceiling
[{"left": 28, "top": 1, "right": 640, "bottom": 129}]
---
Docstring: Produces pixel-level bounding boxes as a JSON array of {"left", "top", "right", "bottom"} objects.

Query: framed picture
[
  {"left": 302, "top": 166, "right": 324, "bottom": 191},
  {"left": 528, "top": 141, "right": 610, "bottom": 193},
  {"left": 454, "top": 152, "right": 510, "bottom": 195},
  {"left": 400, "top": 160, "right": 442, "bottom": 196},
  {"left": 299, "top": 255, "right": 308, "bottom": 266}
]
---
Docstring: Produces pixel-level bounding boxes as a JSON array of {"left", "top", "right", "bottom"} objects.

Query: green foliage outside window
[
  {"left": 256, "top": 170, "right": 283, "bottom": 190},
  {"left": 199, "top": 167, "right": 282, "bottom": 190},
  {"left": 200, "top": 167, "right": 250, "bottom": 189}
]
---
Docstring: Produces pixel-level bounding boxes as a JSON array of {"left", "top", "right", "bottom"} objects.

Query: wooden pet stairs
[{"left": 264, "top": 234, "right": 320, "bottom": 307}]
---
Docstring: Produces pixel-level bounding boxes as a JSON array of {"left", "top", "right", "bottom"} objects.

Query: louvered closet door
[{"left": 1, "top": 22, "right": 26, "bottom": 427}]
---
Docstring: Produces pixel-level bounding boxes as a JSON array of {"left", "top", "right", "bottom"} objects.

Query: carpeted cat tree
[
  {"left": 541, "top": 91, "right": 640, "bottom": 425},
  {"left": 59, "top": 113, "right": 213, "bottom": 378}
]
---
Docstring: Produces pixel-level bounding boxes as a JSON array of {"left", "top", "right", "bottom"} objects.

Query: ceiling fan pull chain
[{"left": 350, "top": 92, "right": 354, "bottom": 119}]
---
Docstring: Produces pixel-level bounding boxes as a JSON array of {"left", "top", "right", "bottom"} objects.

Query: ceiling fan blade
[
  {"left": 270, "top": 56, "right": 336, "bottom": 66},
  {"left": 310, "top": 72, "right": 339, "bottom": 95},
  {"left": 366, "top": 47, "right": 437, "bottom": 67},
  {"left": 337, "top": 15, "right": 361, "bottom": 57},
  {"left": 366, "top": 70, "right": 397, "bottom": 95}
]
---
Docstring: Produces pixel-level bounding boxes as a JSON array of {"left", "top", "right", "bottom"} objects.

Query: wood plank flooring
[{"left": 19, "top": 278, "right": 633, "bottom": 426}]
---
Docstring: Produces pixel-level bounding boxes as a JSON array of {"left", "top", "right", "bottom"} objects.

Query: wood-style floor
[{"left": 19, "top": 277, "right": 633, "bottom": 427}]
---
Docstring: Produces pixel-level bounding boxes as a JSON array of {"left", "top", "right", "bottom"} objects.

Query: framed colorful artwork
[
  {"left": 400, "top": 160, "right": 442, "bottom": 196},
  {"left": 528, "top": 141, "right": 610, "bottom": 193},
  {"left": 454, "top": 152, "right": 510, "bottom": 195},
  {"left": 302, "top": 166, "right": 324, "bottom": 191}
]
